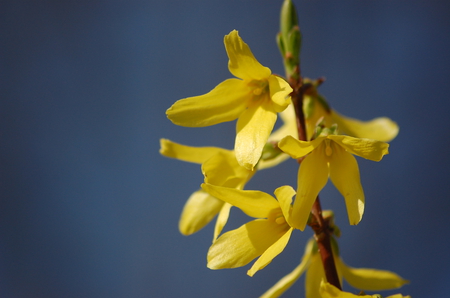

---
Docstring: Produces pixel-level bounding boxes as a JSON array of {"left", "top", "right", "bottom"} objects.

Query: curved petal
[
  {"left": 319, "top": 281, "right": 364, "bottom": 298},
  {"left": 305, "top": 254, "right": 325, "bottom": 298},
  {"left": 224, "top": 30, "right": 271, "bottom": 80},
  {"left": 337, "top": 258, "right": 409, "bottom": 291},
  {"left": 179, "top": 190, "right": 224, "bottom": 235},
  {"left": 291, "top": 147, "right": 329, "bottom": 230},
  {"left": 260, "top": 239, "right": 315, "bottom": 298},
  {"left": 213, "top": 202, "right": 232, "bottom": 241},
  {"left": 331, "top": 110, "right": 399, "bottom": 142},
  {"left": 201, "top": 184, "right": 278, "bottom": 218},
  {"left": 207, "top": 219, "right": 283, "bottom": 269},
  {"left": 274, "top": 185, "right": 295, "bottom": 226},
  {"left": 328, "top": 146, "right": 364, "bottom": 226},
  {"left": 278, "top": 136, "right": 326, "bottom": 159},
  {"left": 235, "top": 100, "right": 277, "bottom": 170},
  {"left": 248, "top": 227, "right": 293, "bottom": 276},
  {"left": 166, "top": 78, "right": 249, "bottom": 127},
  {"left": 202, "top": 151, "right": 253, "bottom": 187},
  {"left": 328, "top": 135, "right": 389, "bottom": 162},
  {"left": 159, "top": 139, "right": 229, "bottom": 164},
  {"left": 268, "top": 75, "right": 292, "bottom": 112}
]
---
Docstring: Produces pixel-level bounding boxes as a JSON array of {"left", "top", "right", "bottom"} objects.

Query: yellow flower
[
  {"left": 278, "top": 134, "right": 389, "bottom": 230},
  {"left": 159, "top": 139, "right": 254, "bottom": 238},
  {"left": 319, "top": 281, "right": 410, "bottom": 298},
  {"left": 261, "top": 239, "right": 409, "bottom": 298},
  {"left": 166, "top": 30, "right": 293, "bottom": 170},
  {"left": 201, "top": 184, "right": 296, "bottom": 276}
]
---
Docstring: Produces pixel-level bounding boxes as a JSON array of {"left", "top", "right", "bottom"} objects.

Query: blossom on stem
[
  {"left": 166, "top": 30, "right": 292, "bottom": 170},
  {"left": 261, "top": 239, "right": 409, "bottom": 298},
  {"left": 278, "top": 134, "right": 389, "bottom": 230},
  {"left": 159, "top": 139, "right": 253, "bottom": 238},
  {"left": 201, "top": 184, "right": 296, "bottom": 276}
]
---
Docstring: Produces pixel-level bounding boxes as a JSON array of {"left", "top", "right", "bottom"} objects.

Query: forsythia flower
[
  {"left": 278, "top": 134, "right": 389, "bottom": 230},
  {"left": 166, "top": 30, "right": 293, "bottom": 170},
  {"left": 261, "top": 239, "right": 409, "bottom": 298},
  {"left": 201, "top": 184, "right": 296, "bottom": 276},
  {"left": 159, "top": 139, "right": 253, "bottom": 238},
  {"left": 319, "top": 281, "right": 410, "bottom": 298}
]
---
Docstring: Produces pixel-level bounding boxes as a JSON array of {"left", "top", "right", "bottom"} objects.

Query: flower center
[
  {"left": 268, "top": 208, "right": 287, "bottom": 226},
  {"left": 248, "top": 79, "right": 269, "bottom": 99}
]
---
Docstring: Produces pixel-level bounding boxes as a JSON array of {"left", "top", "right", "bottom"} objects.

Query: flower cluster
[{"left": 161, "top": 1, "right": 409, "bottom": 297}]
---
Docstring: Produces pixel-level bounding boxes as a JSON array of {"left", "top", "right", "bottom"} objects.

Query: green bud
[
  {"left": 287, "top": 26, "right": 301, "bottom": 65},
  {"left": 280, "top": 0, "right": 298, "bottom": 41}
]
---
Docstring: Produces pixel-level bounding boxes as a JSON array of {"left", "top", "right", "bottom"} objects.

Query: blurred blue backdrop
[{"left": 1, "top": 1, "right": 449, "bottom": 297}]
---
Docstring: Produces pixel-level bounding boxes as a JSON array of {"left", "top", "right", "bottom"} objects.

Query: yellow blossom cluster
[{"left": 161, "top": 6, "right": 409, "bottom": 297}]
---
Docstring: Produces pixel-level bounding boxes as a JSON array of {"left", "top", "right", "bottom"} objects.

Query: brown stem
[{"left": 287, "top": 67, "right": 341, "bottom": 290}]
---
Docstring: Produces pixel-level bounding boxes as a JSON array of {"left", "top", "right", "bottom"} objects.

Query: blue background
[{"left": 1, "top": 1, "right": 449, "bottom": 297}]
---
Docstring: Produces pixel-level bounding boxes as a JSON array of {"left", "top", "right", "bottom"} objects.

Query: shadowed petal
[
  {"left": 159, "top": 139, "right": 229, "bottom": 164},
  {"left": 166, "top": 78, "right": 249, "bottom": 127},
  {"left": 329, "top": 145, "right": 364, "bottom": 226},
  {"left": 336, "top": 257, "right": 409, "bottom": 291},
  {"left": 248, "top": 227, "right": 293, "bottom": 276},
  {"left": 201, "top": 184, "right": 278, "bottom": 218},
  {"left": 331, "top": 110, "right": 399, "bottom": 142},
  {"left": 328, "top": 135, "right": 389, "bottom": 162},
  {"left": 278, "top": 136, "right": 325, "bottom": 159},
  {"left": 207, "top": 219, "right": 284, "bottom": 269},
  {"left": 292, "top": 147, "right": 329, "bottom": 230},
  {"left": 235, "top": 101, "right": 277, "bottom": 170},
  {"left": 306, "top": 254, "right": 325, "bottom": 298},
  {"left": 224, "top": 30, "right": 271, "bottom": 80},
  {"left": 179, "top": 190, "right": 224, "bottom": 235}
]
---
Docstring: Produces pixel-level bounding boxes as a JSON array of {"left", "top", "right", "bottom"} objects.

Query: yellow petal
[
  {"left": 248, "top": 227, "right": 293, "bottom": 276},
  {"left": 224, "top": 30, "right": 271, "bottom": 80},
  {"left": 159, "top": 139, "right": 229, "bottom": 164},
  {"left": 260, "top": 238, "right": 315, "bottom": 298},
  {"left": 331, "top": 110, "right": 399, "bottom": 142},
  {"left": 291, "top": 147, "right": 329, "bottom": 230},
  {"left": 328, "top": 146, "right": 364, "bottom": 226},
  {"left": 319, "top": 281, "right": 367, "bottom": 298},
  {"left": 201, "top": 184, "right": 279, "bottom": 218},
  {"left": 257, "top": 105, "right": 297, "bottom": 170},
  {"left": 306, "top": 254, "right": 325, "bottom": 298},
  {"left": 274, "top": 185, "right": 295, "bottom": 226},
  {"left": 213, "top": 202, "right": 232, "bottom": 241},
  {"left": 166, "top": 78, "right": 249, "bottom": 127},
  {"left": 268, "top": 75, "right": 292, "bottom": 112},
  {"left": 235, "top": 100, "right": 278, "bottom": 170},
  {"left": 336, "top": 257, "right": 409, "bottom": 291},
  {"left": 278, "top": 135, "right": 326, "bottom": 159},
  {"left": 201, "top": 151, "right": 253, "bottom": 188},
  {"left": 207, "top": 219, "right": 284, "bottom": 269},
  {"left": 328, "top": 135, "right": 389, "bottom": 162},
  {"left": 179, "top": 190, "right": 224, "bottom": 236}
]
